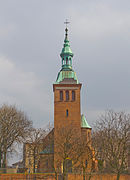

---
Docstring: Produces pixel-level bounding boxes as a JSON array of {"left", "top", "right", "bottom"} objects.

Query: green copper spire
[
  {"left": 60, "top": 28, "right": 74, "bottom": 70},
  {"left": 55, "top": 25, "right": 79, "bottom": 84}
]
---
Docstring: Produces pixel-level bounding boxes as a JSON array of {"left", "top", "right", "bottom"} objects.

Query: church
[{"left": 23, "top": 26, "right": 96, "bottom": 174}]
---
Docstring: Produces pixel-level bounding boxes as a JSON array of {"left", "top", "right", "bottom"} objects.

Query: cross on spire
[
  {"left": 64, "top": 19, "right": 70, "bottom": 40},
  {"left": 64, "top": 19, "right": 70, "bottom": 28}
]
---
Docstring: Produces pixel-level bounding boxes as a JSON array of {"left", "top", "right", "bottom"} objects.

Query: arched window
[
  {"left": 66, "top": 57, "right": 68, "bottom": 64},
  {"left": 66, "top": 91, "right": 69, "bottom": 101},
  {"left": 66, "top": 109, "right": 68, "bottom": 117},
  {"left": 88, "top": 132, "right": 90, "bottom": 141},
  {"left": 72, "top": 91, "right": 75, "bottom": 101},
  {"left": 69, "top": 58, "right": 71, "bottom": 65},
  {"left": 60, "top": 91, "right": 63, "bottom": 101}
]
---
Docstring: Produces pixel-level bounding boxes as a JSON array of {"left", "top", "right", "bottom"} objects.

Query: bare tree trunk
[
  {"left": 0, "top": 148, "right": 2, "bottom": 168},
  {"left": 88, "top": 174, "right": 92, "bottom": 180},
  {"left": 63, "top": 161, "right": 67, "bottom": 180},
  {"left": 83, "top": 167, "right": 86, "bottom": 180},
  {"left": 54, "top": 171, "right": 57, "bottom": 180},
  {"left": 63, "top": 161, "right": 65, "bottom": 179},
  {"left": 2, "top": 150, "right": 6, "bottom": 168},
  {"left": 33, "top": 147, "right": 36, "bottom": 173},
  {"left": 116, "top": 172, "right": 120, "bottom": 180},
  {"left": 63, "top": 173, "right": 66, "bottom": 180}
]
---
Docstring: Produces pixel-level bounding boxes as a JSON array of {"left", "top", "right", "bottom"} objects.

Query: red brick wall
[
  {"left": 38, "top": 154, "right": 54, "bottom": 173},
  {"left": 0, "top": 173, "right": 129, "bottom": 180},
  {"left": 68, "top": 174, "right": 130, "bottom": 180}
]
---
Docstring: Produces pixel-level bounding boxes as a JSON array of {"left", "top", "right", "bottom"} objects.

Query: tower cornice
[{"left": 53, "top": 83, "right": 82, "bottom": 92}]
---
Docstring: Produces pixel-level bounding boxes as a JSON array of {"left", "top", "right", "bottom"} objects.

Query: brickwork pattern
[
  {"left": 0, "top": 173, "right": 129, "bottom": 180},
  {"left": 53, "top": 84, "right": 82, "bottom": 130}
]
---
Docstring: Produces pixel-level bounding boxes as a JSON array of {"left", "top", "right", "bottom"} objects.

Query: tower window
[
  {"left": 66, "top": 109, "right": 69, "bottom": 117},
  {"left": 60, "top": 91, "right": 63, "bottom": 101},
  {"left": 72, "top": 91, "right": 75, "bottom": 101},
  {"left": 66, "top": 91, "right": 69, "bottom": 101},
  {"left": 69, "top": 58, "right": 71, "bottom": 65},
  {"left": 66, "top": 57, "right": 68, "bottom": 64},
  {"left": 88, "top": 132, "right": 90, "bottom": 141},
  {"left": 85, "top": 160, "right": 88, "bottom": 168}
]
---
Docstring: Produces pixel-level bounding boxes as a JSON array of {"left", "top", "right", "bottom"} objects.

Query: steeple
[
  {"left": 60, "top": 27, "right": 74, "bottom": 70},
  {"left": 55, "top": 25, "right": 79, "bottom": 84}
]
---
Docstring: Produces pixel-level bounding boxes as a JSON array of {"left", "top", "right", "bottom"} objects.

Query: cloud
[
  {"left": 0, "top": 55, "right": 40, "bottom": 94},
  {"left": 0, "top": 55, "right": 51, "bottom": 127}
]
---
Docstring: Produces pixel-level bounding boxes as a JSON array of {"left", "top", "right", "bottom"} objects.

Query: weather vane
[{"left": 64, "top": 19, "right": 70, "bottom": 28}]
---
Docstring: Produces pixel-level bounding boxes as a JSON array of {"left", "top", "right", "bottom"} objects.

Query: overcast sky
[{"left": 0, "top": 0, "right": 130, "bottom": 130}]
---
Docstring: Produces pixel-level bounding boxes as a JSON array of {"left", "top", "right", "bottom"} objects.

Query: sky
[{"left": 0, "top": 0, "right": 130, "bottom": 131}]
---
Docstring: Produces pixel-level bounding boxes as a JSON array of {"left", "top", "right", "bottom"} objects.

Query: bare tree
[
  {"left": 54, "top": 125, "right": 93, "bottom": 180},
  {"left": 78, "top": 145, "right": 96, "bottom": 180},
  {"left": 24, "top": 128, "right": 47, "bottom": 173},
  {"left": 54, "top": 126, "right": 77, "bottom": 179},
  {"left": 0, "top": 104, "right": 32, "bottom": 168},
  {"left": 72, "top": 133, "right": 97, "bottom": 180},
  {"left": 92, "top": 110, "right": 130, "bottom": 180}
]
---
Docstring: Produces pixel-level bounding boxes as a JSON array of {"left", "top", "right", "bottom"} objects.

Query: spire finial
[
  {"left": 64, "top": 19, "right": 70, "bottom": 39},
  {"left": 64, "top": 19, "right": 70, "bottom": 28}
]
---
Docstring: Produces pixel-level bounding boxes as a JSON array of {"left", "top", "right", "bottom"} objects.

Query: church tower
[
  {"left": 52, "top": 26, "right": 93, "bottom": 173},
  {"left": 53, "top": 27, "right": 82, "bottom": 130}
]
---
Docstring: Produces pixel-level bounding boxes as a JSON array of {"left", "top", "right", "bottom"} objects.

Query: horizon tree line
[{"left": 0, "top": 104, "right": 129, "bottom": 180}]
